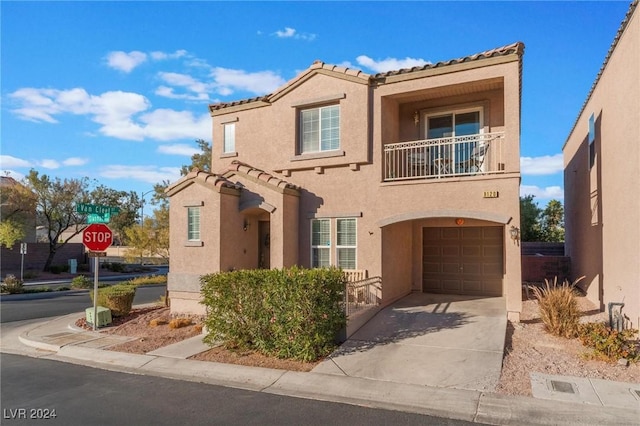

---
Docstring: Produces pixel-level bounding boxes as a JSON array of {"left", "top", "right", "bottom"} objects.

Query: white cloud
[
  {"left": 100, "top": 165, "right": 181, "bottom": 184},
  {"left": 139, "top": 109, "right": 211, "bottom": 141},
  {"left": 274, "top": 27, "right": 316, "bottom": 41},
  {"left": 0, "top": 155, "right": 32, "bottom": 169},
  {"left": 63, "top": 157, "right": 89, "bottom": 166},
  {"left": 105, "top": 51, "right": 148, "bottom": 73},
  {"left": 9, "top": 87, "right": 209, "bottom": 142},
  {"left": 39, "top": 159, "right": 60, "bottom": 169},
  {"left": 150, "top": 50, "right": 187, "bottom": 61},
  {"left": 158, "top": 144, "right": 201, "bottom": 156},
  {"left": 521, "top": 154, "right": 564, "bottom": 175},
  {"left": 520, "top": 185, "right": 564, "bottom": 200},
  {"left": 156, "top": 72, "right": 210, "bottom": 101},
  {"left": 211, "top": 67, "right": 285, "bottom": 96},
  {"left": 356, "top": 55, "right": 430, "bottom": 73}
]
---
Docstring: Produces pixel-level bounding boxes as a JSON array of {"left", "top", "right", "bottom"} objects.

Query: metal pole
[
  {"left": 93, "top": 256, "right": 99, "bottom": 331},
  {"left": 20, "top": 252, "right": 24, "bottom": 282}
]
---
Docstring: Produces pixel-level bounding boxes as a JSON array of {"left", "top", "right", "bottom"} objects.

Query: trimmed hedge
[
  {"left": 201, "top": 266, "right": 346, "bottom": 362},
  {"left": 90, "top": 284, "right": 136, "bottom": 317}
]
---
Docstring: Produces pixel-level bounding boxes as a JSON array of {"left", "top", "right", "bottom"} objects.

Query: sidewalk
[{"left": 2, "top": 310, "right": 639, "bottom": 425}]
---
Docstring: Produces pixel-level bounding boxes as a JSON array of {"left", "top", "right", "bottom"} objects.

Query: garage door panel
[{"left": 423, "top": 226, "right": 503, "bottom": 296}]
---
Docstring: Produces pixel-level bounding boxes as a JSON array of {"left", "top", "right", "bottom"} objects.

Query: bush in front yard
[
  {"left": 201, "top": 266, "right": 347, "bottom": 362},
  {"left": 1, "top": 274, "right": 24, "bottom": 294},
  {"left": 71, "top": 275, "right": 92, "bottom": 289},
  {"left": 529, "top": 276, "right": 583, "bottom": 338},
  {"left": 578, "top": 322, "right": 640, "bottom": 363},
  {"left": 90, "top": 284, "right": 136, "bottom": 317}
]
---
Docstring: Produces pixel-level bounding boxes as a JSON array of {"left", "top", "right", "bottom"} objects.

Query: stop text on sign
[{"left": 84, "top": 231, "right": 112, "bottom": 243}]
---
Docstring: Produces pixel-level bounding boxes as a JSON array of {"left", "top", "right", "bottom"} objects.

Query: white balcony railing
[{"left": 384, "top": 132, "right": 505, "bottom": 182}]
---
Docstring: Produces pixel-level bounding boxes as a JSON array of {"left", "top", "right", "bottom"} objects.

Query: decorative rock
[{"left": 617, "top": 358, "right": 629, "bottom": 367}]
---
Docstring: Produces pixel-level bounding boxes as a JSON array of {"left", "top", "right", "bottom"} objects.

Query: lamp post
[{"left": 139, "top": 190, "right": 154, "bottom": 265}]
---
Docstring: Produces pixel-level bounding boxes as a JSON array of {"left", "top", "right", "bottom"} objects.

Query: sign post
[
  {"left": 82, "top": 223, "right": 113, "bottom": 330},
  {"left": 19, "top": 243, "right": 27, "bottom": 282}
]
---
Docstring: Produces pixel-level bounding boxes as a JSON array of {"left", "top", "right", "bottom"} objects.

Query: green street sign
[
  {"left": 76, "top": 203, "right": 121, "bottom": 215},
  {"left": 87, "top": 213, "right": 111, "bottom": 224}
]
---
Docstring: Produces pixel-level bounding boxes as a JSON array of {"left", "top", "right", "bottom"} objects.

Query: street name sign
[
  {"left": 76, "top": 203, "right": 121, "bottom": 215},
  {"left": 82, "top": 223, "right": 113, "bottom": 252}
]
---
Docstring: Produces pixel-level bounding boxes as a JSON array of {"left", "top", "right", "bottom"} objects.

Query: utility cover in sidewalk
[{"left": 550, "top": 380, "right": 575, "bottom": 394}]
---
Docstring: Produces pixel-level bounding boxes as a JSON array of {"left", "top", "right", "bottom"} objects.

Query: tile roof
[
  {"left": 372, "top": 42, "right": 525, "bottom": 79},
  {"left": 208, "top": 42, "right": 524, "bottom": 113},
  {"left": 224, "top": 161, "right": 300, "bottom": 193},
  {"left": 565, "top": 0, "right": 638, "bottom": 145},
  {"left": 165, "top": 167, "right": 243, "bottom": 196}
]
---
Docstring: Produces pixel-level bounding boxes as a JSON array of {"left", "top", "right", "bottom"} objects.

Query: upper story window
[
  {"left": 223, "top": 123, "right": 236, "bottom": 154},
  {"left": 187, "top": 207, "right": 201, "bottom": 241},
  {"left": 300, "top": 105, "right": 340, "bottom": 154}
]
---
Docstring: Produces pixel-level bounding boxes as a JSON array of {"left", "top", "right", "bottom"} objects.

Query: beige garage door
[{"left": 422, "top": 226, "right": 503, "bottom": 296}]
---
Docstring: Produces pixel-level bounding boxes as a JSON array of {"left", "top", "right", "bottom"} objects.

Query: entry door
[
  {"left": 258, "top": 221, "right": 270, "bottom": 269},
  {"left": 422, "top": 226, "right": 503, "bottom": 296}
]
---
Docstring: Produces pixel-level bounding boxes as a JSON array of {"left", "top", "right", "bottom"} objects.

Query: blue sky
[{"left": 1, "top": 1, "right": 632, "bottom": 209}]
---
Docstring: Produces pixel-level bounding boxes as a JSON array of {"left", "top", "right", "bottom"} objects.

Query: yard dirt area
[{"left": 87, "top": 295, "right": 640, "bottom": 394}]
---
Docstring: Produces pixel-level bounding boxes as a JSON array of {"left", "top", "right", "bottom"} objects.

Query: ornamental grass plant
[{"left": 529, "top": 276, "right": 584, "bottom": 338}]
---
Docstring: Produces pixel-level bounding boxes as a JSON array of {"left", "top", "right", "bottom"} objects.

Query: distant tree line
[{"left": 520, "top": 195, "right": 564, "bottom": 242}]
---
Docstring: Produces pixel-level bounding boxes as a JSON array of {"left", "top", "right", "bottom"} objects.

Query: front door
[{"left": 258, "top": 221, "right": 270, "bottom": 269}]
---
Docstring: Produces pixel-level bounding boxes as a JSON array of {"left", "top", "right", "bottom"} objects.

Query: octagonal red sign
[{"left": 83, "top": 223, "right": 113, "bottom": 252}]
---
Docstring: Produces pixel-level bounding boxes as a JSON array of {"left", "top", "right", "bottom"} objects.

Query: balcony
[{"left": 384, "top": 132, "right": 505, "bottom": 182}]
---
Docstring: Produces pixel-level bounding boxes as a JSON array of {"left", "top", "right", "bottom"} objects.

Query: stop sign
[{"left": 83, "top": 223, "right": 113, "bottom": 251}]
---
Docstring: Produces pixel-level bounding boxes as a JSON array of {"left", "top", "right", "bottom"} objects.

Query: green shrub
[
  {"left": 578, "top": 322, "right": 640, "bottom": 362},
  {"left": 126, "top": 275, "right": 167, "bottom": 287},
  {"left": 103, "top": 262, "right": 126, "bottom": 273},
  {"left": 71, "top": 275, "right": 92, "bottom": 289},
  {"left": 1, "top": 274, "right": 24, "bottom": 294},
  {"left": 529, "top": 277, "right": 583, "bottom": 338},
  {"left": 90, "top": 284, "right": 136, "bottom": 317},
  {"left": 49, "top": 264, "right": 70, "bottom": 274},
  {"left": 201, "top": 266, "right": 347, "bottom": 362}
]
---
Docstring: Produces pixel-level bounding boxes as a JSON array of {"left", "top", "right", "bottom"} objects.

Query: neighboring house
[
  {"left": 167, "top": 42, "right": 525, "bottom": 321},
  {"left": 563, "top": 1, "right": 639, "bottom": 329}
]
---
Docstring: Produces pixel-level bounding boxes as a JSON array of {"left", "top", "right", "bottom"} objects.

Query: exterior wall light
[
  {"left": 509, "top": 225, "right": 520, "bottom": 244},
  {"left": 455, "top": 218, "right": 465, "bottom": 225},
  {"left": 243, "top": 219, "right": 249, "bottom": 231},
  {"left": 414, "top": 111, "right": 420, "bottom": 126}
]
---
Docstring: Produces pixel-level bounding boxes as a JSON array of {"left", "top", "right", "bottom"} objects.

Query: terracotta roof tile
[
  {"left": 225, "top": 161, "right": 300, "bottom": 192},
  {"left": 208, "top": 42, "right": 524, "bottom": 113},
  {"left": 372, "top": 42, "right": 525, "bottom": 79},
  {"left": 165, "top": 167, "right": 242, "bottom": 196}
]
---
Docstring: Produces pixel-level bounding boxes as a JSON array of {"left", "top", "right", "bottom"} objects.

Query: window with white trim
[
  {"left": 311, "top": 219, "right": 331, "bottom": 267},
  {"left": 223, "top": 123, "right": 235, "bottom": 153},
  {"left": 336, "top": 218, "right": 357, "bottom": 269},
  {"left": 187, "top": 207, "right": 201, "bottom": 241},
  {"left": 300, "top": 105, "right": 340, "bottom": 154},
  {"left": 310, "top": 217, "right": 357, "bottom": 269}
]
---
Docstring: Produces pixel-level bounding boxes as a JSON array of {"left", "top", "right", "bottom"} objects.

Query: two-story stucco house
[
  {"left": 564, "top": 1, "right": 639, "bottom": 329},
  {"left": 167, "top": 42, "right": 525, "bottom": 322}
]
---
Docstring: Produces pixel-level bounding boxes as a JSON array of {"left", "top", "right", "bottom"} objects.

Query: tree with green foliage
[
  {"left": 0, "top": 176, "right": 37, "bottom": 248},
  {"left": 540, "top": 199, "right": 565, "bottom": 242},
  {"left": 24, "top": 169, "right": 91, "bottom": 271},
  {"left": 520, "top": 195, "right": 543, "bottom": 242},
  {"left": 89, "top": 185, "right": 142, "bottom": 245},
  {"left": 123, "top": 206, "right": 169, "bottom": 262},
  {"left": 520, "top": 195, "right": 565, "bottom": 242},
  {"left": 179, "top": 139, "right": 211, "bottom": 175}
]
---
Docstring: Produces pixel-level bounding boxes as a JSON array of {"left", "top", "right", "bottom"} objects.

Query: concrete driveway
[{"left": 313, "top": 292, "right": 507, "bottom": 392}]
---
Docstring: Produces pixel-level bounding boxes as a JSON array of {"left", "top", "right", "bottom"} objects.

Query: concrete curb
[{"left": 7, "top": 313, "right": 640, "bottom": 425}]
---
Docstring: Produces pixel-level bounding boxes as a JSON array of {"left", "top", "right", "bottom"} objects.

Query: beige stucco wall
[
  {"left": 564, "top": 6, "right": 640, "bottom": 328},
  {"left": 170, "top": 53, "right": 523, "bottom": 319}
]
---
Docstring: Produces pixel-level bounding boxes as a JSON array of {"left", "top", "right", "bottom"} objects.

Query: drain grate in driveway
[{"left": 550, "top": 380, "right": 575, "bottom": 394}]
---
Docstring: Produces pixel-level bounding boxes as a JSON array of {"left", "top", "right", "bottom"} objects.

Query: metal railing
[
  {"left": 384, "top": 132, "right": 505, "bottom": 182},
  {"left": 344, "top": 276, "right": 382, "bottom": 317}
]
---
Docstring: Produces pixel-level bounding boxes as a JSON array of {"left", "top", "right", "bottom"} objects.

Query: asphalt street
[
  {"left": 1, "top": 354, "right": 476, "bottom": 426},
  {"left": 0, "top": 285, "right": 166, "bottom": 323}
]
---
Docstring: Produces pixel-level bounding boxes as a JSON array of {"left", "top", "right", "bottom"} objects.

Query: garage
[{"left": 422, "top": 226, "right": 503, "bottom": 296}]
